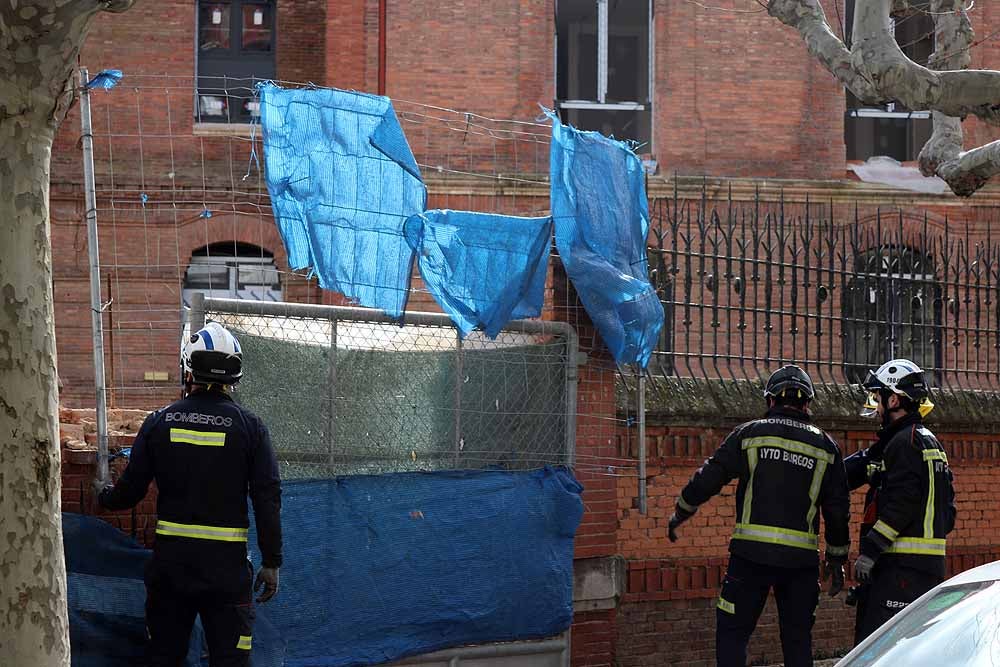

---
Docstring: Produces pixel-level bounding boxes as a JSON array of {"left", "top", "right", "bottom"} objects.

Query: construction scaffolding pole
[{"left": 79, "top": 67, "right": 111, "bottom": 483}]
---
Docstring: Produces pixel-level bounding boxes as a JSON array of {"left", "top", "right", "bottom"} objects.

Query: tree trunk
[{"left": 0, "top": 3, "right": 135, "bottom": 664}]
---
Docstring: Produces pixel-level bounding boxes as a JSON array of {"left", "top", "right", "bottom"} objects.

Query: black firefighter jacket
[
  {"left": 99, "top": 390, "right": 283, "bottom": 569},
  {"left": 845, "top": 413, "right": 956, "bottom": 578},
  {"left": 677, "top": 407, "right": 851, "bottom": 568}
]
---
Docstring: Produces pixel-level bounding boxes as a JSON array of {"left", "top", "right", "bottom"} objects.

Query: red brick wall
[{"left": 613, "top": 422, "right": 1000, "bottom": 666}]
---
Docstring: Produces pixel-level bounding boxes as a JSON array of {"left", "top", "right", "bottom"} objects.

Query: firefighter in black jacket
[
  {"left": 96, "top": 321, "right": 282, "bottom": 667},
  {"left": 668, "top": 366, "right": 850, "bottom": 667},
  {"left": 847, "top": 359, "right": 955, "bottom": 644}
]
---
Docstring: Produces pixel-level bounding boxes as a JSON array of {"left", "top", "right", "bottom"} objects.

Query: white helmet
[
  {"left": 860, "top": 358, "right": 934, "bottom": 418},
  {"left": 181, "top": 321, "right": 243, "bottom": 385}
]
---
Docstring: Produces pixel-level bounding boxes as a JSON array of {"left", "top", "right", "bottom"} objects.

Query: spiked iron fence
[{"left": 646, "top": 193, "right": 1000, "bottom": 395}]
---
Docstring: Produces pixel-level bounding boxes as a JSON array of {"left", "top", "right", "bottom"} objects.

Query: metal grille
[
  {"left": 647, "top": 192, "right": 1000, "bottom": 393},
  {"left": 190, "top": 295, "right": 577, "bottom": 479}
]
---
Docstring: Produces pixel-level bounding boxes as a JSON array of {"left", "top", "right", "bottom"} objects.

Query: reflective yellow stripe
[
  {"left": 156, "top": 520, "right": 248, "bottom": 543},
  {"left": 717, "top": 597, "right": 735, "bottom": 614},
  {"left": 872, "top": 520, "right": 899, "bottom": 541},
  {"left": 677, "top": 496, "right": 698, "bottom": 514},
  {"left": 805, "top": 458, "right": 828, "bottom": 529},
  {"left": 743, "top": 447, "right": 758, "bottom": 525},
  {"left": 826, "top": 543, "right": 849, "bottom": 557},
  {"left": 924, "top": 457, "right": 936, "bottom": 539},
  {"left": 885, "top": 538, "right": 946, "bottom": 556},
  {"left": 922, "top": 449, "right": 948, "bottom": 463},
  {"left": 741, "top": 436, "right": 835, "bottom": 464},
  {"left": 733, "top": 523, "right": 819, "bottom": 550},
  {"left": 170, "top": 428, "right": 226, "bottom": 447},
  {"left": 237, "top": 635, "right": 252, "bottom": 650}
]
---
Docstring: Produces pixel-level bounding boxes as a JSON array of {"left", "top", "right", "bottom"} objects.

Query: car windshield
[{"left": 840, "top": 580, "right": 1000, "bottom": 666}]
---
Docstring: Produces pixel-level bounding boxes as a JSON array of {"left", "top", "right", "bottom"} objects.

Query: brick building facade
[{"left": 48, "top": 2, "right": 1000, "bottom": 665}]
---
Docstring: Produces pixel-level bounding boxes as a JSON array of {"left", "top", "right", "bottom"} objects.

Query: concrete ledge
[
  {"left": 573, "top": 555, "right": 626, "bottom": 612},
  {"left": 624, "top": 376, "right": 1000, "bottom": 434}
]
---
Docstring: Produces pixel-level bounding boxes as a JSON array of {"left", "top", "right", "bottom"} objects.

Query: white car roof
[{"left": 939, "top": 559, "right": 1000, "bottom": 586}]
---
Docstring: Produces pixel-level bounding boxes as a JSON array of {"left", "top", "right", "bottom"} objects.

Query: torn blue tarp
[
  {"left": 404, "top": 210, "right": 551, "bottom": 337},
  {"left": 85, "top": 69, "right": 123, "bottom": 91},
  {"left": 548, "top": 114, "right": 664, "bottom": 367},
  {"left": 259, "top": 84, "right": 426, "bottom": 317}
]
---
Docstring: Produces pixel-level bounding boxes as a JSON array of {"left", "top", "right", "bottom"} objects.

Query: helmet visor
[{"left": 860, "top": 391, "right": 880, "bottom": 418}]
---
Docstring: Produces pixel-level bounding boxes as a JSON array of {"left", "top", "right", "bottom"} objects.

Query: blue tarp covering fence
[{"left": 66, "top": 467, "right": 583, "bottom": 666}]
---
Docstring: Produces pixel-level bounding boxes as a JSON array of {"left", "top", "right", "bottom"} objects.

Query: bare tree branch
[
  {"left": 770, "top": 0, "right": 1000, "bottom": 123},
  {"left": 767, "top": 0, "right": 882, "bottom": 103},
  {"left": 919, "top": 0, "right": 970, "bottom": 178}
]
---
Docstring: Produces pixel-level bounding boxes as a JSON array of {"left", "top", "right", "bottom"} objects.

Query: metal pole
[
  {"left": 454, "top": 331, "right": 463, "bottom": 467},
  {"left": 190, "top": 291, "right": 206, "bottom": 331},
  {"left": 80, "top": 68, "right": 111, "bottom": 483},
  {"left": 638, "top": 370, "right": 647, "bottom": 515},
  {"left": 328, "top": 318, "right": 338, "bottom": 471},
  {"left": 565, "top": 332, "right": 580, "bottom": 468}
]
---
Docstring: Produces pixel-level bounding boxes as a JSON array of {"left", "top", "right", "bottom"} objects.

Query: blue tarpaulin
[
  {"left": 259, "top": 84, "right": 426, "bottom": 317},
  {"left": 403, "top": 210, "right": 552, "bottom": 337},
  {"left": 548, "top": 113, "right": 664, "bottom": 367},
  {"left": 65, "top": 467, "right": 582, "bottom": 667}
]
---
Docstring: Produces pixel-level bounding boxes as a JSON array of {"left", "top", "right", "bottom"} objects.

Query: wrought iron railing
[{"left": 647, "top": 191, "right": 1000, "bottom": 394}]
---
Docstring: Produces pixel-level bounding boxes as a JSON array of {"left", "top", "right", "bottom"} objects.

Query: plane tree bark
[{"left": 0, "top": 2, "right": 135, "bottom": 665}]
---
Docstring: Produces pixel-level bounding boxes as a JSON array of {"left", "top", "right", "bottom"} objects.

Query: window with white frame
[
  {"left": 556, "top": 0, "right": 653, "bottom": 147},
  {"left": 196, "top": 0, "right": 276, "bottom": 123},
  {"left": 182, "top": 243, "right": 282, "bottom": 306},
  {"left": 845, "top": 1, "right": 933, "bottom": 161}
]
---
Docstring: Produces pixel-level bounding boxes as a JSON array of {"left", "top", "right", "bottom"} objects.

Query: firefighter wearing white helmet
[
  {"left": 96, "top": 320, "right": 282, "bottom": 666},
  {"left": 845, "top": 358, "right": 955, "bottom": 645}
]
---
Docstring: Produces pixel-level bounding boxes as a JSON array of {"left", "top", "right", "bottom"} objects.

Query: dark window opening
[
  {"left": 842, "top": 245, "right": 942, "bottom": 384},
  {"left": 844, "top": 1, "right": 934, "bottom": 161},
  {"left": 556, "top": 0, "right": 652, "bottom": 147},
  {"left": 196, "top": 0, "right": 276, "bottom": 123}
]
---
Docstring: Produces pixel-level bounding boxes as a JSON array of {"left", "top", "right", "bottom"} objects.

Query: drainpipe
[{"left": 378, "top": 0, "right": 387, "bottom": 95}]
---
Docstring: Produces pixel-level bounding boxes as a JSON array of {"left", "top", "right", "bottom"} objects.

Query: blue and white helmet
[
  {"left": 860, "top": 358, "right": 933, "bottom": 418},
  {"left": 181, "top": 321, "right": 243, "bottom": 385}
]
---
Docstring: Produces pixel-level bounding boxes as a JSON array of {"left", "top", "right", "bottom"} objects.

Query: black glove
[
  {"left": 854, "top": 555, "right": 875, "bottom": 583},
  {"left": 823, "top": 561, "right": 845, "bottom": 597},
  {"left": 92, "top": 477, "right": 111, "bottom": 500},
  {"left": 254, "top": 567, "right": 279, "bottom": 603}
]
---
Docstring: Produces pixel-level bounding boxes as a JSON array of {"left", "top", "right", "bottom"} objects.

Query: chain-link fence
[{"left": 190, "top": 294, "right": 577, "bottom": 479}]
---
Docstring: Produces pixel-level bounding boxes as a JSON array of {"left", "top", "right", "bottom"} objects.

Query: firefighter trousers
[
  {"left": 854, "top": 559, "right": 941, "bottom": 645},
  {"left": 715, "top": 555, "right": 820, "bottom": 667},
  {"left": 144, "top": 550, "right": 255, "bottom": 667}
]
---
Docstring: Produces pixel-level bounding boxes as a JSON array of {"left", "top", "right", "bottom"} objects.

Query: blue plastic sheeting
[
  {"left": 247, "top": 467, "right": 582, "bottom": 667},
  {"left": 260, "top": 84, "right": 426, "bottom": 317},
  {"left": 548, "top": 114, "right": 664, "bottom": 367},
  {"left": 63, "top": 514, "right": 207, "bottom": 667},
  {"left": 85, "top": 69, "right": 123, "bottom": 91},
  {"left": 403, "top": 210, "right": 552, "bottom": 337},
  {"left": 65, "top": 467, "right": 582, "bottom": 667}
]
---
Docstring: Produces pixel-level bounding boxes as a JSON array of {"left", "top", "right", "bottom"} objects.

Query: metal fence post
[
  {"left": 454, "top": 331, "right": 463, "bottom": 466},
  {"left": 638, "top": 370, "right": 647, "bottom": 515},
  {"left": 190, "top": 291, "right": 206, "bottom": 331},
  {"left": 328, "top": 317, "right": 338, "bottom": 470},
  {"left": 79, "top": 67, "right": 111, "bottom": 483}
]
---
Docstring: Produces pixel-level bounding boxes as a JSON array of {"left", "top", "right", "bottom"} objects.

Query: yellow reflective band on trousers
[
  {"left": 885, "top": 537, "right": 946, "bottom": 556},
  {"left": 733, "top": 523, "right": 818, "bottom": 550},
  {"left": 717, "top": 597, "right": 735, "bottom": 615},
  {"left": 170, "top": 428, "right": 226, "bottom": 447},
  {"left": 826, "top": 543, "right": 849, "bottom": 557},
  {"left": 237, "top": 635, "right": 252, "bottom": 651},
  {"left": 155, "top": 520, "right": 248, "bottom": 543}
]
